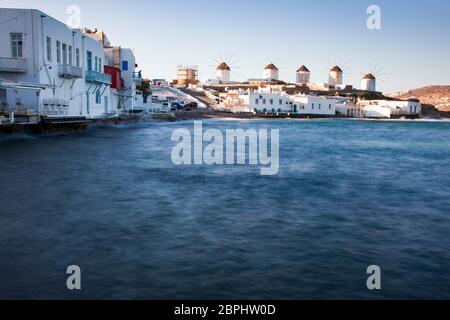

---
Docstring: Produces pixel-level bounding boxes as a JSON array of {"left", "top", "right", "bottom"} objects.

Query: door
[
  {"left": 86, "top": 92, "right": 90, "bottom": 115},
  {"left": 104, "top": 96, "right": 109, "bottom": 114},
  {"left": 87, "top": 51, "right": 92, "bottom": 72},
  {"left": 0, "top": 89, "right": 6, "bottom": 112}
]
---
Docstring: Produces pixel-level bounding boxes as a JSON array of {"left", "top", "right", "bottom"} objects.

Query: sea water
[{"left": 0, "top": 119, "right": 449, "bottom": 299}]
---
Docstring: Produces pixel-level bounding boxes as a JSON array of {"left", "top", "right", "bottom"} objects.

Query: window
[
  {"left": 278, "top": 108, "right": 282, "bottom": 113},
  {"left": 279, "top": 99, "right": 282, "bottom": 105},
  {"left": 96, "top": 90, "right": 101, "bottom": 104},
  {"left": 99, "top": 58, "right": 102, "bottom": 72},
  {"left": 76, "top": 49, "right": 80, "bottom": 67},
  {"left": 46, "top": 37, "right": 52, "bottom": 61},
  {"left": 319, "top": 104, "right": 321, "bottom": 110},
  {"left": 87, "top": 51, "right": 92, "bottom": 71},
  {"left": 56, "top": 41, "right": 61, "bottom": 64},
  {"left": 11, "top": 33, "right": 23, "bottom": 58},
  {"left": 262, "top": 99, "right": 266, "bottom": 105},
  {"left": 255, "top": 99, "right": 259, "bottom": 105},
  {"left": 122, "top": 60, "right": 129, "bottom": 71},
  {"left": 68, "top": 46, "right": 72, "bottom": 65},
  {"left": 95, "top": 56, "right": 98, "bottom": 72},
  {"left": 329, "top": 104, "right": 332, "bottom": 110},
  {"left": 270, "top": 99, "right": 273, "bottom": 105},
  {"left": 312, "top": 103, "right": 315, "bottom": 110}
]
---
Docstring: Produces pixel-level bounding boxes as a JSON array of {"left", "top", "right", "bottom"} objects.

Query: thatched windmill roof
[
  {"left": 297, "top": 65, "right": 310, "bottom": 72},
  {"left": 264, "top": 63, "right": 279, "bottom": 71},
  {"left": 217, "top": 62, "right": 231, "bottom": 71}
]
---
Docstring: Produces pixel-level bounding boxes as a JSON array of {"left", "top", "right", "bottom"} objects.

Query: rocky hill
[{"left": 389, "top": 86, "right": 450, "bottom": 111}]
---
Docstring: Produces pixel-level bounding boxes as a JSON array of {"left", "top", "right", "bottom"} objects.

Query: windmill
[
  {"left": 325, "top": 57, "right": 352, "bottom": 87},
  {"left": 359, "top": 63, "right": 387, "bottom": 92},
  {"left": 211, "top": 52, "right": 240, "bottom": 84},
  {"left": 259, "top": 57, "right": 288, "bottom": 82}
]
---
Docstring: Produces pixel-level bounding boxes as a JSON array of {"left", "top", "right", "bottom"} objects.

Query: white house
[
  {"left": 0, "top": 8, "right": 111, "bottom": 119},
  {"left": 221, "top": 88, "right": 292, "bottom": 114},
  {"left": 358, "top": 99, "right": 421, "bottom": 118},
  {"left": 292, "top": 95, "right": 337, "bottom": 116},
  {"left": 103, "top": 45, "right": 139, "bottom": 112}
]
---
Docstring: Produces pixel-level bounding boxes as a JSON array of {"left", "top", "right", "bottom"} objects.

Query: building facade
[{"left": 0, "top": 8, "right": 112, "bottom": 118}]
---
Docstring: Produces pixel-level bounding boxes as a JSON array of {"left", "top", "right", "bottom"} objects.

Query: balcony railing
[
  {"left": 133, "top": 71, "right": 142, "bottom": 79},
  {"left": 58, "top": 65, "right": 83, "bottom": 79},
  {"left": 0, "top": 57, "right": 27, "bottom": 72},
  {"left": 85, "top": 70, "right": 112, "bottom": 85}
]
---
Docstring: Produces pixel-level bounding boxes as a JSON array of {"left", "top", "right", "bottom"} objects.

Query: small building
[
  {"left": 221, "top": 88, "right": 292, "bottom": 114},
  {"left": 292, "top": 95, "right": 337, "bottom": 116},
  {"left": 296, "top": 65, "right": 310, "bottom": 85},
  {"left": 358, "top": 99, "right": 422, "bottom": 118},
  {"left": 177, "top": 65, "right": 198, "bottom": 86},
  {"left": 263, "top": 63, "right": 279, "bottom": 81}
]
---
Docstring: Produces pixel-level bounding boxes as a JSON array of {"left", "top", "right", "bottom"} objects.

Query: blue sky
[{"left": 2, "top": 0, "right": 450, "bottom": 92}]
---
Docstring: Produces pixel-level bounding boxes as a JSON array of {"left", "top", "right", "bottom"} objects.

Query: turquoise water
[{"left": 0, "top": 119, "right": 450, "bottom": 299}]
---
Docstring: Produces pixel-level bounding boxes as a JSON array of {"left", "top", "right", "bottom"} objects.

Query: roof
[
  {"left": 297, "top": 65, "right": 310, "bottom": 72},
  {"left": 330, "top": 66, "right": 343, "bottom": 73},
  {"left": 264, "top": 63, "right": 279, "bottom": 71},
  {"left": 217, "top": 62, "right": 231, "bottom": 71},
  {"left": 362, "top": 73, "right": 376, "bottom": 80}
]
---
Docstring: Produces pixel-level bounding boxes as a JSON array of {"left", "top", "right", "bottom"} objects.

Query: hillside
[{"left": 389, "top": 86, "right": 450, "bottom": 111}]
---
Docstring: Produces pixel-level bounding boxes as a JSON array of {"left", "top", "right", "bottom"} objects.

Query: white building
[
  {"left": 329, "top": 66, "right": 343, "bottom": 87},
  {"left": 0, "top": 8, "right": 112, "bottom": 118},
  {"left": 222, "top": 88, "right": 292, "bottom": 113},
  {"left": 263, "top": 63, "right": 279, "bottom": 81},
  {"left": 361, "top": 73, "right": 376, "bottom": 92},
  {"left": 216, "top": 62, "right": 231, "bottom": 83},
  {"left": 81, "top": 28, "right": 142, "bottom": 114},
  {"left": 292, "top": 95, "right": 337, "bottom": 116},
  {"left": 296, "top": 65, "right": 310, "bottom": 84},
  {"left": 103, "top": 46, "right": 139, "bottom": 112},
  {"left": 358, "top": 99, "right": 421, "bottom": 118}
]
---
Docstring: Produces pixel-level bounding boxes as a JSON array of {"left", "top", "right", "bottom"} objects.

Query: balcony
[
  {"left": 85, "top": 70, "right": 112, "bottom": 85},
  {"left": 58, "top": 65, "right": 83, "bottom": 79},
  {"left": 0, "top": 57, "right": 27, "bottom": 72}
]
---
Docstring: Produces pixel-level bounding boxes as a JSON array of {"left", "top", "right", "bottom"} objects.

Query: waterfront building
[
  {"left": 329, "top": 66, "right": 343, "bottom": 87},
  {"left": 263, "top": 63, "right": 279, "bottom": 81},
  {"left": 0, "top": 8, "right": 112, "bottom": 118},
  {"left": 296, "top": 65, "right": 310, "bottom": 85},
  {"left": 82, "top": 28, "right": 142, "bottom": 113},
  {"left": 358, "top": 99, "right": 422, "bottom": 118},
  {"left": 291, "top": 95, "right": 337, "bottom": 116},
  {"left": 216, "top": 62, "right": 231, "bottom": 83},
  {"left": 361, "top": 73, "right": 376, "bottom": 92},
  {"left": 221, "top": 88, "right": 291, "bottom": 114}
]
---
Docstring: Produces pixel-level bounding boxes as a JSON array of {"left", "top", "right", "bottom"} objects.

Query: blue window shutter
[{"left": 122, "top": 61, "right": 128, "bottom": 71}]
